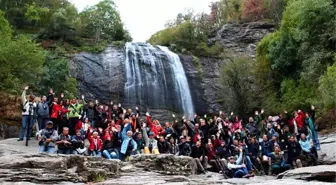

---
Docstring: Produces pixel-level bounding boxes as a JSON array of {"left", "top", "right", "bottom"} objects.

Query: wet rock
[
  {"left": 70, "top": 46, "right": 125, "bottom": 104},
  {"left": 277, "top": 164, "right": 336, "bottom": 182}
]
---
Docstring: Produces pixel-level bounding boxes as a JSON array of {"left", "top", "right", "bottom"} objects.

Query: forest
[
  {"left": 148, "top": 0, "right": 336, "bottom": 116},
  {"left": 0, "top": 0, "right": 131, "bottom": 97}
]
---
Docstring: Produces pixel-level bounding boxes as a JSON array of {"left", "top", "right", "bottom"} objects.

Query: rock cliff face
[
  {"left": 70, "top": 46, "right": 125, "bottom": 104},
  {"left": 209, "top": 22, "right": 275, "bottom": 58},
  {"left": 70, "top": 22, "right": 275, "bottom": 119}
]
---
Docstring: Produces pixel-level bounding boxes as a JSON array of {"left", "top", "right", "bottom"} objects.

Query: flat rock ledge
[{"left": 277, "top": 164, "right": 336, "bottom": 182}]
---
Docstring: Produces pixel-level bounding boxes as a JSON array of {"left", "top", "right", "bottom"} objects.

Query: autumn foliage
[{"left": 242, "top": 0, "right": 266, "bottom": 21}]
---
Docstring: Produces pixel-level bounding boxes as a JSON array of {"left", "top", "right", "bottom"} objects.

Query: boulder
[
  {"left": 0, "top": 154, "right": 120, "bottom": 183},
  {"left": 129, "top": 154, "right": 197, "bottom": 175},
  {"left": 277, "top": 164, "right": 336, "bottom": 182}
]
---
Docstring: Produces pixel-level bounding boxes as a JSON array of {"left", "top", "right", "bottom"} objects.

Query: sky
[{"left": 71, "top": 0, "right": 215, "bottom": 42}]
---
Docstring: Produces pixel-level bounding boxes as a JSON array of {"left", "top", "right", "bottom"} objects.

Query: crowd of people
[{"left": 19, "top": 86, "right": 321, "bottom": 178}]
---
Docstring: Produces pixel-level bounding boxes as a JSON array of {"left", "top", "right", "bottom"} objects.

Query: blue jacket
[
  {"left": 299, "top": 136, "right": 311, "bottom": 152},
  {"left": 120, "top": 123, "right": 137, "bottom": 154}
]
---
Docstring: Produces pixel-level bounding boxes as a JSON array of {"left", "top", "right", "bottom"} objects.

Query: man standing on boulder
[{"left": 18, "top": 86, "right": 36, "bottom": 142}]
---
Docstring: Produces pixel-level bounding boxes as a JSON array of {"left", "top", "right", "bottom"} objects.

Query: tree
[
  {"left": 318, "top": 61, "right": 336, "bottom": 110},
  {"left": 0, "top": 12, "right": 45, "bottom": 94},
  {"left": 219, "top": 57, "right": 259, "bottom": 116},
  {"left": 242, "top": 0, "right": 266, "bottom": 21}
]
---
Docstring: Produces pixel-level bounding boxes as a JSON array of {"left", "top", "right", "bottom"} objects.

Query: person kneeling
[
  {"left": 88, "top": 131, "right": 103, "bottom": 157},
  {"left": 36, "top": 121, "right": 58, "bottom": 154}
]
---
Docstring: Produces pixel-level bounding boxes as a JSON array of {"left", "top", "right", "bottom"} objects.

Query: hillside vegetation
[{"left": 0, "top": 0, "right": 131, "bottom": 96}]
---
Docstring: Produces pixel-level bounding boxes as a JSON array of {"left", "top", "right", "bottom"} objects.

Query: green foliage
[
  {"left": 255, "top": 0, "right": 336, "bottom": 113},
  {"left": 0, "top": 11, "right": 12, "bottom": 39},
  {"left": 0, "top": 13, "right": 45, "bottom": 94},
  {"left": 220, "top": 57, "right": 259, "bottom": 116},
  {"left": 35, "top": 52, "right": 77, "bottom": 98},
  {"left": 318, "top": 61, "right": 336, "bottom": 110},
  {"left": 148, "top": 18, "right": 223, "bottom": 57}
]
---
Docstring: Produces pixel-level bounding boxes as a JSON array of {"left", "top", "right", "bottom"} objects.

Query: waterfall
[{"left": 124, "top": 42, "right": 194, "bottom": 117}]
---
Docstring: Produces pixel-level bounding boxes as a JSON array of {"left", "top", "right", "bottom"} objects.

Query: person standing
[
  {"left": 18, "top": 86, "right": 36, "bottom": 141},
  {"left": 67, "top": 96, "right": 85, "bottom": 135},
  {"left": 36, "top": 95, "right": 51, "bottom": 131}
]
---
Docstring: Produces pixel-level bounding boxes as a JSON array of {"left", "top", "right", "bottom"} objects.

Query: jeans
[
  {"left": 234, "top": 167, "right": 248, "bottom": 178},
  {"left": 271, "top": 164, "right": 290, "bottom": 174},
  {"left": 37, "top": 117, "right": 50, "bottom": 131},
  {"left": 90, "top": 150, "right": 102, "bottom": 157},
  {"left": 312, "top": 130, "right": 321, "bottom": 150},
  {"left": 39, "top": 146, "right": 55, "bottom": 154},
  {"left": 19, "top": 115, "right": 34, "bottom": 140},
  {"left": 58, "top": 148, "right": 72, "bottom": 155},
  {"left": 103, "top": 149, "right": 119, "bottom": 159}
]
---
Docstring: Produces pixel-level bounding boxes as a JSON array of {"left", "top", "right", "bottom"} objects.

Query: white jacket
[{"left": 21, "top": 90, "right": 36, "bottom": 116}]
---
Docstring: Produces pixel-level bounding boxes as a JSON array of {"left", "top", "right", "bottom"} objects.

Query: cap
[
  {"left": 149, "top": 132, "right": 154, "bottom": 136},
  {"left": 179, "top": 136, "right": 185, "bottom": 139},
  {"left": 273, "top": 133, "right": 279, "bottom": 137},
  {"left": 46, "top": 121, "right": 53, "bottom": 125}
]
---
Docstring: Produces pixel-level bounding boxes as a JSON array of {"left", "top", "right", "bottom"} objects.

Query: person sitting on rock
[
  {"left": 147, "top": 131, "right": 158, "bottom": 153},
  {"left": 269, "top": 145, "right": 290, "bottom": 175},
  {"left": 55, "top": 127, "right": 72, "bottom": 154},
  {"left": 299, "top": 133, "right": 318, "bottom": 166},
  {"left": 72, "top": 129, "right": 87, "bottom": 155},
  {"left": 260, "top": 135, "right": 271, "bottom": 174},
  {"left": 168, "top": 137, "right": 179, "bottom": 155},
  {"left": 247, "top": 137, "right": 262, "bottom": 171},
  {"left": 102, "top": 130, "right": 119, "bottom": 159},
  {"left": 120, "top": 121, "right": 137, "bottom": 161},
  {"left": 191, "top": 140, "right": 210, "bottom": 174},
  {"left": 158, "top": 135, "right": 170, "bottom": 154},
  {"left": 133, "top": 124, "right": 148, "bottom": 154},
  {"left": 227, "top": 147, "right": 249, "bottom": 178},
  {"left": 36, "top": 121, "right": 58, "bottom": 154},
  {"left": 178, "top": 136, "right": 191, "bottom": 156},
  {"left": 88, "top": 131, "right": 103, "bottom": 157},
  {"left": 287, "top": 135, "right": 302, "bottom": 168},
  {"left": 146, "top": 112, "right": 163, "bottom": 138},
  {"left": 75, "top": 118, "right": 91, "bottom": 138}
]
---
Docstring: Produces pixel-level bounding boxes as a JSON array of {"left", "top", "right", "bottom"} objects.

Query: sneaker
[{"left": 17, "top": 138, "right": 23, "bottom": 141}]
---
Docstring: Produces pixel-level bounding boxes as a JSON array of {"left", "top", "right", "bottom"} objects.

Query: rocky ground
[{"left": 0, "top": 133, "right": 335, "bottom": 185}]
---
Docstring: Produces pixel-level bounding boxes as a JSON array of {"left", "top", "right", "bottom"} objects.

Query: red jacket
[
  {"left": 50, "top": 103, "right": 68, "bottom": 119},
  {"left": 146, "top": 116, "right": 163, "bottom": 137},
  {"left": 88, "top": 136, "right": 103, "bottom": 151},
  {"left": 295, "top": 111, "right": 305, "bottom": 129},
  {"left": 75, "top": 120, "right": 91, "bottom": 133}
]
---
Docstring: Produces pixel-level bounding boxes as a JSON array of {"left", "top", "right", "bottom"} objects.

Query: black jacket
[
  {"left": 158, "top": 141, "right": 170, "bottom": 154},
  {"left": 178, "top": 142, "right": 191, "bottom": 156},
  {"left": 191, "top": 145, "right": 206, "bottom": 158}
]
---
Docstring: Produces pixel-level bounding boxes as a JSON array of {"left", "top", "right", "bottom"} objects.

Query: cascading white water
[{"left": 124, "top": 42, "right": 194, "bottom": 117}]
